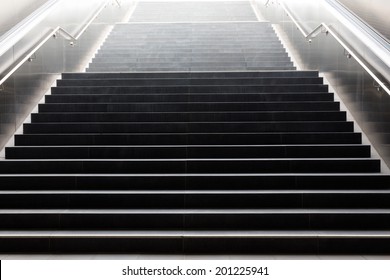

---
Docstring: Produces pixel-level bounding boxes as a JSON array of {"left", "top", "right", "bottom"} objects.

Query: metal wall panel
[
  {"left": 0, "top": 0, "right": 50, "bottom": 37},
  {"left": 0, "top": 0, "right": 136, "bottom": 150},
  {"left": 254, "top": 0, "right": 390, "bottom": 168},
  {"left": 337, "top": 0, "right": 390, "bottom": 42}
]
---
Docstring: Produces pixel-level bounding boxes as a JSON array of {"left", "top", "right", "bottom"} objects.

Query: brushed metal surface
[
  {"left": 254, "top": 0, "right": 390, "bottom": 167},
  {"left": 0, "top": 0, "right": 135, "bottom": 150},
  {"left": 337, "top": 0, "right": 390, "bottom": 42},
  {"left": 0, "top": 0, "right": 49, "bottom": 37}
]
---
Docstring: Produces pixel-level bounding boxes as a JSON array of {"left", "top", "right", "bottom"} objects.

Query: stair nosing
[
  {"left": 0, "top": 190, "right": 389, "bottom": 194},
  {"left": 0, "top": 230, "right": 389, "bottom": 238},
  {"left": 0, "top": 158, "right": 377, "bottom": 162},
  {"left": 0, "top": 173, "right": 386, "bottom": 177},
  {"left": 0, "top": 209, "right": 389, "bottom": 214}
]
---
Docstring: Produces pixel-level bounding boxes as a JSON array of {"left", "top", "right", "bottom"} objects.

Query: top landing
[{"left": 128, "top": 1, "right": 262, "bottom": 23}]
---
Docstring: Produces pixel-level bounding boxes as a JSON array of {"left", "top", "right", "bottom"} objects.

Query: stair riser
[
  {"left": 99, "top": 44, "right": 285, "bottom": 49},
  {"left": 0, "top": 193, "right": 387, "bottom": 209},
  {"left": 23, "top": 122, "right": 354, "bottom": 134},
  {"left": 31, "top": 112, "right": 347, "bottom": 123},
  {"left": 0, "top": 159, "right": 380, "bottom": 174},
  {"left": 91, "top": 56, "right": 291, "bottom": 63},
  {"left": 14, "top": 133, "right": 362, "bottom": 146},
  {"left": 6, "top": 146, "right": 370, "bottom": 159},
  {"left": 46, "top": 93, "right": 334, "bottom": 103},
  {"left": 87, "top": 66, "right": 297, "bottom": 71},
  {"left": 94, "top": 52, "right": 289, "bottom": 58},
  {"left": 87, "top": 62, "right": 295, "bottom": 69},
  {"left": 0, "top": 213, "right": 389, "bottom": 230},
  {"left": 38, "top": 103, "right": 339, "bottom": 113},
  {"left": 56, "top": 78, "right": 322, "bottom": 87},
  {"left": 104, "top": 36, "right": 281, "bottom": 40},
  {"left": 93, "top": 52, "right": 290, "bottom": 58},
  {"left": 1, "top": 237, "right": 389, "bottom": 254},
  {"left": 91, "top": 60, "right": 294, "bottom": 66},
  {"left": 97, "top": 46, "right": 286, "bottom": 52},
  {"left": 62, "top": 71, "right": 320, "bottom": 79},
  {"left": 0, "top": 175, "right": 386, "bottom": 190},
  {"left": 94, "top": 49, "right": 288, "bottom": 53},
  {"left": 51, "top": 85, "right": 328, "bottom": 94}
]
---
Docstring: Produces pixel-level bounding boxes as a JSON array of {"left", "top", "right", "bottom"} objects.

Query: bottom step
[{"left": 1, "top": 231, "right": 390, "bottom": 254}]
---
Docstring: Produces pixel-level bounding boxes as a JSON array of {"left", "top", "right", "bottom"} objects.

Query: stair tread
[
  {"left": 16, "top": 132, "right": 359, "bottom": 135},
  {"left": 1, "top": 209, "right": 390, "bottom": 214},
  {"left": 7, "top": 144, "right": 368, "bottom": 148},
  {"left": 0, "top": 173, "right": 386, "bottom": 177},
  {"left": 41, "top": 102, "right": 335, "bottom": 104},
  {"left": 0, "top": 190, "right": 389, "bottom": 194},
  {"left": 0, "top": 158, "right": 377, "bottom": 162},
  {"left": 0, "top": 230, "right": 390, "bottom": 238},
  {"left": 54, "top": 85, "right": 324, "bottom": 88},
  {"left": 62, "top": 71, "right": 319, "bottom": 78}
]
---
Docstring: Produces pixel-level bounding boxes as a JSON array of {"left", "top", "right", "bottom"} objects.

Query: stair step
[
  {"left": 46, "top": 93, "right": 334, "bottom": 103},
  {"left": 0, "top": 209, "right": 389, "bottom": 230},
  {"left": 87, "top": 66, "right": 297, "bottom": 72},
  {"left": 0, "top": 230, "right": 389, "bottom": 253},
  {"left": 92, "top": 56, "right": 291, "bottom": 62},
  {"left": 97, "top": 46, "right": 286, "bottom": 52},
  {"left": 103, "top": 36, "right": 281, "bottom": 40},
  {"left": 38, "top": 102, "right": 339, "bottom": 113},
  {"left": 23, "top": 121, "right": 354, "bottom": 134},
  {"left": 91, "top": 58, "right": 292, "bottom": 64},
  {"left": 0, "top": 174, "right": 387, "bottom": 190},
  {"left": 87, "top": 62, "right": 295, "bottom": 69},
  {"left": 99, "top": 44, "right": 284, "bottom": 49},
  {"left": 6, "top": 145, "right": 370, "bottom": 159},
  {"left": 0, "top": 159, "right": 380, "bottom": 174},
  {"left": 97, "top": 46, "right": 285, "bottom": 52},
  {"left": 62, "top": 71, "right": 320, "bottom": 80},
  {"left": 51, "top": 85, "right": 328, "bottom": 94},
  {"left": 93, "top": 53, "right": 290, "bottom": 59},
  {"left": 2, "top": 229, "right": 389, "bottom": 238},
  {"left": 0, "top": 190, "right": 387, "bottom": 209},
  {"left": 14, "top": 132, "right": 362, "bottom": 145},
  {"left": 31, "top": 111, "right": 347, "bottom": 122},
  {"left": 56, "top": 77, "right": 322, "bottom": 87},
  {"left": 94, "top": 51, "right": 291, "bottom": 58}
]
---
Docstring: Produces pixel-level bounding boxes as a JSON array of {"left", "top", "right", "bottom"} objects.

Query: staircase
[
  {"left": 87, "top": 22, "right": 295, "bottom": 72},
  {"left": 0, "top": 1, "right": 390, "bottom": 254}
]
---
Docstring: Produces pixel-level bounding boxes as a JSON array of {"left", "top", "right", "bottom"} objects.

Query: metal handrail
[
  {"left": 280, "top": 1, "right": 390, "bottom": 95},
  {"left": 0, "top": 0, "right": 118, "bottom": 87},
  {"left": 327, "top": 0, "right": 390, "bottom": 51},
  {"left": 69, "top": 0, "right": 110, "bottom": 41},
  {"left": 0, "top": 0, "right": 61, "bottom": 58},
  {"left": 280, "top": 3, "right": 323, "bottom": 40}
]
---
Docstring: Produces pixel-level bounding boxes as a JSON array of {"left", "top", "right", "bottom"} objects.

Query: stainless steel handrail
[
  {"left": 280, "top": 3, "right": 323, "bottom": 40},
  {"left": 69, "top": 0, "right": 110, "bottom": 41},
  {"left": 327, "top": 0, "right": 390, "bottom": 51},
  {"left": 279, "top": 1, "right": 390, "bottom": 95},
  {"left": 0, "top": 0, "right": 119, "bottom": 87},
  {"left": 0, "top": 0, "right": 61, "bottom": 57}
]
